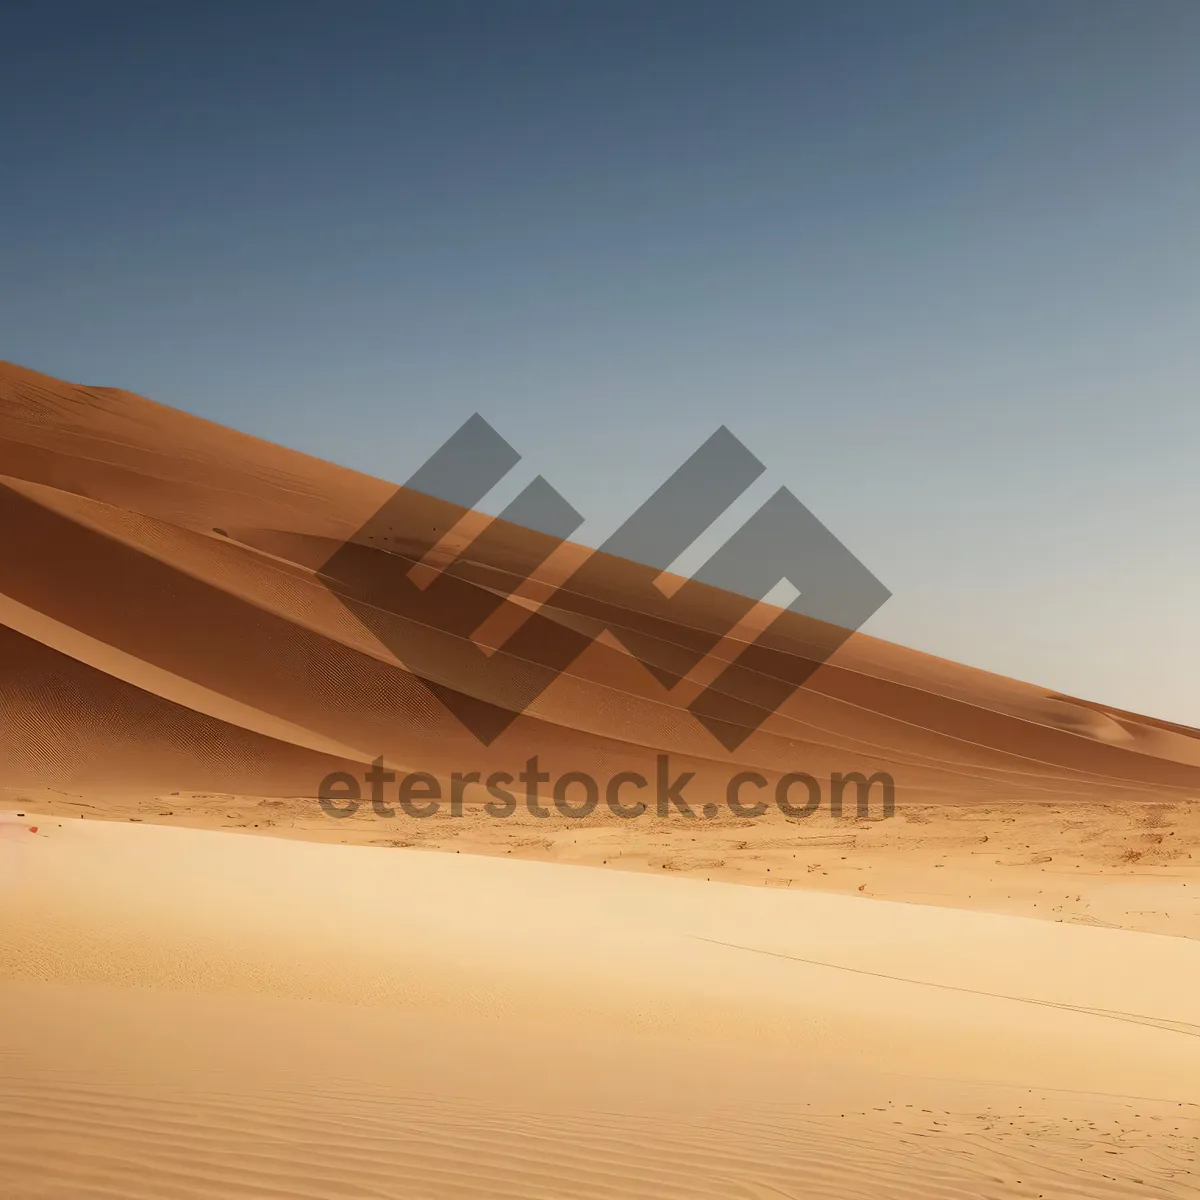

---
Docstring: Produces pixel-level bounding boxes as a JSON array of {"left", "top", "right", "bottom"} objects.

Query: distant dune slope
[{"left": 2, "top": 359, "right": 1199, "bottom": 805}]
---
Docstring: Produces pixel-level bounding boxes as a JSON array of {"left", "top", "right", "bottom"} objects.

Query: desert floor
[
  {"left": 2, "top": 808, "right": 1198, "bottom": 1199},
  {"left": 13, "top": 785, "right": 1200, "bottom": 938}
]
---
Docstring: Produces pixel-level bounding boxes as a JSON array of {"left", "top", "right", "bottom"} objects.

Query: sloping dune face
[{"left": 2, "top": 358, "right": 1199, "bottom": 811}]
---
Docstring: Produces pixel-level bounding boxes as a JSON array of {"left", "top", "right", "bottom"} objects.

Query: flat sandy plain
[{"left": 2, "top": 361, "right": 1199, "bottom": 1197}]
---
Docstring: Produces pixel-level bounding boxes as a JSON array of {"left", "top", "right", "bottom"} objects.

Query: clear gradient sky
[{"left": 2, "top": 1, "right": 1198, "bottom": 723}]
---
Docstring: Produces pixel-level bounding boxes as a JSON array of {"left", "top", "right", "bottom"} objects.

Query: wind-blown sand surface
[
  {"left": 2, "top": 814, "right": 1199, "bottom": 1198},
  {"left": 2, "top": 360, "right": 1199, "bottom": 1196}
]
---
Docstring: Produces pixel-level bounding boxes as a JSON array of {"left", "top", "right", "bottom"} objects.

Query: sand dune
[
  {"left": 1, "top": 360, "right": 1197, "bottom": 931},
  {"left": 2, "top": 360, "right": 1199, "bottom": 1196},
  {"left": 3, "top": 359, "right": 1200, "bottom": 806}
]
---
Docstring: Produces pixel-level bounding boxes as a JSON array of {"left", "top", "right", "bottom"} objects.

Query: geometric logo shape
[{"left": 318, "top": 417, "right": 889, "bottom": 749}]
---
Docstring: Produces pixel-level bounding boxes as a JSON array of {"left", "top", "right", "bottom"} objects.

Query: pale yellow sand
[
  {"left": 23, "top": 787, "right": 1196, "bottom": 939},
  {"left": 2, "top": 812, "right": 1197, "bottom": 1198}
]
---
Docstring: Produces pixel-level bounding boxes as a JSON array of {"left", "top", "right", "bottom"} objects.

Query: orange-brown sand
[{"left": 2, "top": 360, "right": 1199, "bottom": 1197}]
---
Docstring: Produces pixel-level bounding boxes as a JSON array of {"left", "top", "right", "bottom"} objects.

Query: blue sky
[{"left": 3, "top": 1, "right": 1198, "bottom": 723}]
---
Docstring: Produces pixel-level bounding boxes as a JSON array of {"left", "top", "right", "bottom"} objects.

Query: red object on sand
[{"left": 29, "top": 827, "right": 37, "bottom": 833}]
